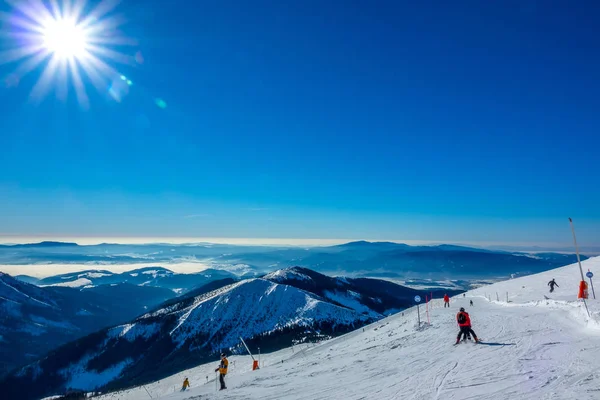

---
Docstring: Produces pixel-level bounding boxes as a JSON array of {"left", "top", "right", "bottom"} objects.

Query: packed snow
[{"left": 91, "top": 257, "right": 600, "bottom": 400}]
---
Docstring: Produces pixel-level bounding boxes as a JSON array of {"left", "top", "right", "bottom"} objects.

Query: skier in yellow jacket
[
  {"left": 181, "top": 377, "right": 190, "bottom": 391},
  {"left": 215, "top": 353, "right": 228, "bottom": 390}
]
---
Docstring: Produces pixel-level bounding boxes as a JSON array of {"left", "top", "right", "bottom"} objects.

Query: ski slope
[{"left": 94, "top": 257, "right": 600, "bottom": 400}]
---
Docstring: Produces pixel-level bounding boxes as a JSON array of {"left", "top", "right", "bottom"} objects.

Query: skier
[
  {"left": 215, "top": 353, "right": 229, "bottom": 390},
  {"left": 181, "top": 377, "right": 190, "bottom": 391},
  {"left": 455, "top": 307, "right": 479, "bottom": 344},
  {"left": 443, "top": 294, "right": 450, "bottom": 308},
  {"left": 469, "top": 299, "right": 474, "bottom": 307},
  {"left": 548, "top": 279, "right": 559, "bottom": 293}
]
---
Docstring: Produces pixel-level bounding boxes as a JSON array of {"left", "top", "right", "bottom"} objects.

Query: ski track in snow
[{"left": 92, "top": 257, "right": 600, "bottom": 400}]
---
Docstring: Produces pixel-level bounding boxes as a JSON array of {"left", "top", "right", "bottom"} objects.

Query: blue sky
[{"left": 0, "top": 0, "right": 598, "bottom": 246}]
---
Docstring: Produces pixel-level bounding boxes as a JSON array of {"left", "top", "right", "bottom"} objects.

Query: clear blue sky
[{"left": 0, "top": 0, "right": 598, "bottom": 245}]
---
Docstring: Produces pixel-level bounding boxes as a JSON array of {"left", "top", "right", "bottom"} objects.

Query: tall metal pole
[
  {"left": 239, "top": 336, "right": 256, "bottom": 361},
  {"left": 569, "top": 218, "right": 585, "bottom": 281},
  {"left": 570, "top": 218, "right": 590, "bottom": 317},
  {"left": 416, "top": 304, "right": 421, "bottom": 327}
]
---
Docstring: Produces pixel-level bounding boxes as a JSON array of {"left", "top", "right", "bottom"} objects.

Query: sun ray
[
  {"left": 7, "top": 0, "right": 54, "bottom": 28},
  {"left": 85, "top": 44, "right": 135, "bottom": 65},
  {"left": 0, "top": 44, "right": 44, "bottom": 65},
  {"left": 69, "top": 57, "right": 90, "bottom": 109},
  {"left": 77, "top": 53, "right": 111, "bottom": 93},
  {"left": 69, "top": 0, "right": 89, "bottom": 23},
  {"left": 10, "top": 49, "right": 51, "bottom": 78},
  {"left": 55, "top": 58, "right": 69, "bottom": 101},
  {"left": 86, "top": 0, "right": 121, "bottom": 24},
  {"left": 85, "top": 34, "right": 138, "bottom": 47},
  {"left": 1, "top": 0, "right": 136, "bottom": 106},
  {"left": 48, "top": 0, "right": 62, "bottom": 20},
  {"left": 29, "top": 54, "right": 60, "bottom": 101}
]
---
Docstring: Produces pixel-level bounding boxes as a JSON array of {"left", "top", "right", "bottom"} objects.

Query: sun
[
  {"left": 42, "top": 17, "right": 89, "bottom": 60},
  {"left": 0, "top": 0, "right": 138, "bottom": 107}
]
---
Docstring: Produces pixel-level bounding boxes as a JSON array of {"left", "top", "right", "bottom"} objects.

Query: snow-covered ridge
[
  {"left": 43, "top": 278, "right": 93, "bottom": 288},
  {"left": 89, "top": 256, "right": 600, "bottom": 400},
  {"left": 264, "top": 269, "right": 312, "bottom": 282},
  {"left": 165, "top": 278, "right": 372, "bottom": 349}
]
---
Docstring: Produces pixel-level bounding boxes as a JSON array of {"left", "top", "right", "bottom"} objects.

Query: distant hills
[
  {"left": 0, "top": 240, "right": 589, "bottom": 280},
  {"left": 0, "top": 265, "right": 242, "bottom": 378},
  {"left": 31, "top": 266, "right": 237, "bottom": 293},
  {"left": 0, "top": 273, "right": 175, "bottom": 377}
]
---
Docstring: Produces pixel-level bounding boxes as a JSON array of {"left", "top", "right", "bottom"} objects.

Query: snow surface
[
  {"left": 46, "top": 278, "right": 93, "bottom": 288},
  {"left": 264, "top": 269, "right": 312, "bottom": 282},
  {"left": 92, "top": 257, "right": 600, "bottom": 400},
  {"left": 79, "top": 272, "right": 113, "bottom": 278},
  {"left": 59, "top": 354, "right": 133, "bottom": 391},
  {"left": 106, "top": 323, "right": 161, "bottom": 342},
  {"left": 323, "top": 290, "right": 380, "bottom": 318},
  {"left": 165, "top": 279, "right": 371, "bottom": 350}
]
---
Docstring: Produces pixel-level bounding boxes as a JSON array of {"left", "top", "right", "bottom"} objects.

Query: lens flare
[{"left": 0, "top": 0, "right": 137, "bottom": 107}]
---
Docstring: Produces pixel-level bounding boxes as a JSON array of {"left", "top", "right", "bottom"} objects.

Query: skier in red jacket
[
  {"left": 456, "top": 307, "right": 479, "bottom": 344},
  {"left": 443, "top": 294, "right": 450, "bottom": 308}
]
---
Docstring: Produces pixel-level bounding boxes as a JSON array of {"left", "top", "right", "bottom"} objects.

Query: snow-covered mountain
[
  {"left": 49, "top": 256, "right": 600, "bottom": 400},
  {"left": 35, "top": 267, "right": 238, "bottom": 294},
  {"left": 0, "top": 273, "right": 174, "bottom": 378},
  {"left": 263, "top": 266, "right": 455, "bottom": 317},
  {"left": 0, "top": 269, "right": 427, "bottom": 399}
]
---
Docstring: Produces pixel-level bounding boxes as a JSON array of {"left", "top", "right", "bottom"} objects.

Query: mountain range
[
  {"left": 0, "top": 267, "right": 454, "bottom": 399},
  {"left": 20, "top": 266, "right": 238, "bottom": 294},
  {"left": 0, "top": 272, "right": 179, "bottom": 378},
  {"left": 0, "top": 240, "right": 589, "bottom": 280}
]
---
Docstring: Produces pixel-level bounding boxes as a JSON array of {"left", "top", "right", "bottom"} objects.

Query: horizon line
[{"left": 0, "top": 235, "right": 597, "bottom": 252}]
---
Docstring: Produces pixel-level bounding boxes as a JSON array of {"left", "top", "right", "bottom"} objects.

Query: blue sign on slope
[
  {"left": 414, "top": 295, "right": 421, "bottom": 303},
  {"left": 587, "top": 271, "right": 593, "bottom": 279}
]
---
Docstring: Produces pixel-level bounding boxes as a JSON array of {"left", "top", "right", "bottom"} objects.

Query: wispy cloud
[{"left": 183, "top": 214, "right": 211, "bottom": 219}]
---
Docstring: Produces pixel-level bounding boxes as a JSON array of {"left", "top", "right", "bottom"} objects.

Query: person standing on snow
[
  {"left": 215, "top": 353, "right": 229, "bottom": 390},
  {"left": 469, "top": 300, "right": 474, "bottom": 307},
  {"left": 444, "top": 294, "right": 450, "bottom": 308},
  {"left": 181, "top": 377, "right": 190, "bottom": 391},
  {"left": 456, "top": 307, "right": 479, "bottom": 344},
  {"left": 548, "top": 279, "right": 559, "bottom": 293}
]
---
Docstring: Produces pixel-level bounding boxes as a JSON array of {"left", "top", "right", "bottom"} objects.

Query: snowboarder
[
  {"left": 456, "top": 307, "right": 479, "bottom": 344},
  {"left": 181, "top": 377, "right": 190, "bottom": 391},
  {"left": 548, "top": 279, "right": 559, "bottom": 293},
  {"left": 215, "top": 353, "right": 229, "bottom": 390},
  {"left": 444, "top": 294, "right": 450, "bottom": 308},
  {"left": 469, "top": 300, "right": 473, "bottom": 307}
]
